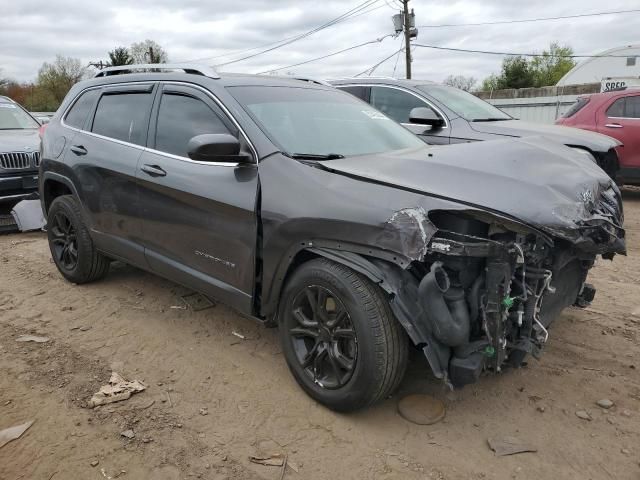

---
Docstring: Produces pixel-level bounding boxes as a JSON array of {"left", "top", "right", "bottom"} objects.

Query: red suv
[{"left": 557, "top": 89, "right": 640, "bottom": 185}]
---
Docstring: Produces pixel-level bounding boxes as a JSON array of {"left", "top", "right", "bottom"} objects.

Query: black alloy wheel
[
  {"left": 289, "top": 285, "right": 358, "bottom": 389},
  {"left": 49, "top": 211, "right": 79, "bottom": 270}
]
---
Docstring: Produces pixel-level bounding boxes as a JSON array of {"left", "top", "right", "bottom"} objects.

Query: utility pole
[{"left": 403, "top": 0, "right": 412, "bottom": 79}]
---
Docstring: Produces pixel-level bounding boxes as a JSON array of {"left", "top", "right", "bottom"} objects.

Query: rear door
[
  {"left": 64, "top": 83, "right": 155, "bottom": 266},
  {"left": 368, "top": 85, "right": 450, "bottom": 145},
  {"left": 137, "top": 83, "right": 259, "bottom": 313},
  {"left": 597, "top": 94, "right": 640, "bottom": 172}
]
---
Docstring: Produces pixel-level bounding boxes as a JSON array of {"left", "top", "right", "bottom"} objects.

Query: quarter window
[
  {"left": 370, "top": 86, "right": 432, "bottom": 124},
  {"left": 338, "top": 86, "right": 369, "bottom": 102},
  {"left": 625, "top": 96, "right": 640, "bottom": 118},
  {"left": 154, "top": 93, "right": 231, "bottom": 157},
  {"left": 92, "top": 92, "right": 153, "bottom": 145},
  {"left": 65, "top": 89, "right": 99, "bottom": 130}
]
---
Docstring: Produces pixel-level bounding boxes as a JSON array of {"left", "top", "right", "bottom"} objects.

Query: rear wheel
[
  {"left": 47, "top": 195, "right": 110, "bottom": 283},
  {"left": 278, "top": 258, "right": 408, "bottom": 412}
]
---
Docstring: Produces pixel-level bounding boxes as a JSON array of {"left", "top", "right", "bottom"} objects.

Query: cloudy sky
[{"left": 1, "top": 0, "right": 639, "bottom": 85}]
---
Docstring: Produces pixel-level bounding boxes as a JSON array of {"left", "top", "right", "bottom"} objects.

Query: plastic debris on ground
[
  {"left": 0, "top": 420, "right": 34, "bottom": 449},
  {"left": 15, "top": 335, "right": 50, "bottom": 343},
  {"left": 487, "top": 436, "right": 537, "bottom": 456},
  {"left": 88, "top": 372, "right": 147, "bottom": 408},
  {"left": 11, "top": 199, "right": 45, "bottom": 232}
]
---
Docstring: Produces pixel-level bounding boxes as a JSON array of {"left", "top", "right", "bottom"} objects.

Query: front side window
[
  {"left": 418, "top": 84, "right": 511, "bottom": 122},
  {"left": 65, "top": 89, "right": 99, "bottom": 130},
  {"left": 624, "top": 96, "right": 640, "bottom": 118},
  {"left": 0, "top": 101, "right": 40, "bottom": 130},
  {"left": 229, "top": 86, "right": 424, "bottom": 157},
  {"left": 606, "top": 98, "right": 625, "bottom": 117},
  {"left": 370, "top": 86, "right": 432, "bottom": 124},
  {"left": 155, "top": 93, "right": 231, "bottom": 157},
  {"left": 92, "top": 92, "right": 152, "bottom": 146}
]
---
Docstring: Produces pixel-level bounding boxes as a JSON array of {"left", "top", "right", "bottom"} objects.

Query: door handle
[
  {"left": 141, "top": 164, "right": 167, "bottom": 177},
  {"left": 605, "top": 123, "right": 623, "bottom": 128},
  {"left": 70, "top": 145, "right": 87, "bottom": 155}
]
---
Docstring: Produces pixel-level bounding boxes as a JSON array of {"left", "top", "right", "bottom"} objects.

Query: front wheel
[{"left": 278, "top": 258, "right": 408, "bottom": 412}]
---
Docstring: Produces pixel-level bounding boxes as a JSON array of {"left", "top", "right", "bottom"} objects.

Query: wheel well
[{"left": 43, "top": 180, "right": 72, "bottom": 214}]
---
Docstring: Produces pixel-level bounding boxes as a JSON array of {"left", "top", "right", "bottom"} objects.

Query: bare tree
[
  {"left": 37, "top": 56, "right": 88, "bottom": 105},
  {"left": 443, "top": 75, "right": 477, "bottom": 92},
  {"left": 129, "top": 40, "right": 168, "bottom": 64}
]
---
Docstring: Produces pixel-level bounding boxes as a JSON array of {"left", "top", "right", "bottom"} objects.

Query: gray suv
[
  {"left": 0, "top": 95, "right": 41, "bottom": 202},
  {"left": 40, "top": 64, "right": 624, "bottom": 411},
  {"left": 330, "top": 78, "right": 622, "bottom": 178}
]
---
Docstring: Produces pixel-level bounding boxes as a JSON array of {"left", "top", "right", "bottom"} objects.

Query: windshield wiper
[
  {"left": 471, "top": 118, "right": 510, "bottom": 122},
  {"left": 290, "top": 153, "right": 345, "bottom": 160}
]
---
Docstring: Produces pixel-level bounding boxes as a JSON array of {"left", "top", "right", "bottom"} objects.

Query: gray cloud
[{"left": 0, "top": 0, "right": 638, "bottom": 85}]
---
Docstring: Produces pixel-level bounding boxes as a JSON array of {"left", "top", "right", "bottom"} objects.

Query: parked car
[
  {"left": 0, "top": 95, "right": 42, "bottom": 203},
  {"left": 40, "top": 64, "right": 625, "bottom": 411},
  {"left": 330, "top": 78, "right": 622, "bottom": 178},
  {"left": 556, "top": 88, "right": 640, "bottom": 185}
]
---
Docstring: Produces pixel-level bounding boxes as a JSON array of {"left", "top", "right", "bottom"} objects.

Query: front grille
[{"left": 0, "top": 152, "right": 38, "bottom": 170}]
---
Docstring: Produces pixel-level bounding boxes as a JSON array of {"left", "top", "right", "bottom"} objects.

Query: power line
[
  {"left": 417, "top": 8, "right": 640, "bottom": 28},
  {"left": 413, "top": 43, "right": 640, "bottom": 58},
  {"left": 214, "top": 0, "right": 384, "bottom": 67},
  {"left": 256, "top": 34, "right": 395, "bottom": 75},
  {"left": 356, "top": 45, "right": 405, "bottom": 77},
  {"left": 181, "top": 1, "right": 387, "bottom": 64}
]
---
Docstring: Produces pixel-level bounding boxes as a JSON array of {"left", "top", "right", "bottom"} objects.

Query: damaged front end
[{"left": 379, "top": 185, "right": 625, "bottom": 388}]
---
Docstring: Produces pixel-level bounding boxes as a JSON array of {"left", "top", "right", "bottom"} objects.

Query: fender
[{"left": 40, "top": 171, "right": 82, "bottom": 214}]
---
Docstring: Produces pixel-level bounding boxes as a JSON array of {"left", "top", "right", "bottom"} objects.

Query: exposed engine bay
[{"left": 388, "top": 186, "right": 626, "bottom": 388}]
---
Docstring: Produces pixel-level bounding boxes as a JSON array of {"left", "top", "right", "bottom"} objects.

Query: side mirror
[
  {"left": 409, "top": 107, "right": 445, "bottom": 128},
  {"left": 187, "top": 134, "right": 252, "bottom": 163}
]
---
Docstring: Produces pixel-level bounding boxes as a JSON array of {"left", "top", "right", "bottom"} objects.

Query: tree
[
  {"left": 129, "top": 40, "right": 168, "bottom": 64},
  {"left": 37, "top": 55, "right": 87, "bottom": 106},
  {"left": 480, "top": 42, "right": 577, "bottom": 91},
  {"left": 443, "top": 75, "right": 477, "bottom": 92},
  {"left": 108, "top": 47, "right": 133, "bottom": 66},
  {"left": 530, "top": 42, "right": 576, "bottom": 87}
]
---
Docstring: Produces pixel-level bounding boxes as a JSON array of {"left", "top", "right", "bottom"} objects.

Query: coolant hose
[{"left": 418, "top": 262, "right": 471, "bottom": 347}]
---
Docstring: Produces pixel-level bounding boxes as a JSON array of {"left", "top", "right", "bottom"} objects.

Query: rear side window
[
  {"left": 92, "top": 92, "right": 153, "bottom": 145},
  {"left": 562, "top": 97, "right": 589, "bottom": 118},
  {"left": 154, "top": 93, "right": 231, "bottom": 157},
  {"left": 606, "top": 98, "right": 625, "bottom": 117},
  {"left": 65, "top": 89, "right": 99, "bottom": 129},
  {"left": 624, "top": 96, "right": 640, "bottom": 118}
]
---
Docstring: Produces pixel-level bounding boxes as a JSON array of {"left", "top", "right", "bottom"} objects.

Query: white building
[{"left": 557, "top": 44, "right": 640, "bottom": 89}]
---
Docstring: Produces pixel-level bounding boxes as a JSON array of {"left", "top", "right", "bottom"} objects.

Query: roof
[
  {"left": 0, "top": 95, "right": 13, "bottom": 103},
  {"left": 557, "top": 44, "right": 640, "bottom": 86},
  {"left": 329, "top": 77, "right": 437, "bottom": 87}
]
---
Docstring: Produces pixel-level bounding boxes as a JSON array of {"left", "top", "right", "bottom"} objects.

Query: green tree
[
  {"left": 37, "top": 55, "right": 87, "bottom": 106},
  {"left": 530, "top": 42, "right": 576, "bottom": 87},
  {"left": 108, "top": 47, "right": 133, "bottom": 66},
  {"left": 498, "top": 56, "right": 535, "bottom": 89},
  {"left": 129, "top": 40, "right": 168, "bottom": 64}
]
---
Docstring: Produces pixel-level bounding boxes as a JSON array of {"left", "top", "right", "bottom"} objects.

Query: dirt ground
[{"left": 1, "top": 189, "right": 639, "bottom": 480}]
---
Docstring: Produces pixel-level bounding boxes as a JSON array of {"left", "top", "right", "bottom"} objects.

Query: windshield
[
  {"left": 562, "top": 97, "right": 590, "bottom": 118},
  {"left": 0, "top": 102, "right": 40, "bottom": 129},
  {"left": 228, "top": 86, "right": 424, "bottom": 157},
  {"left": 418, "top": 85, "right": 511, "bottom": 122}
]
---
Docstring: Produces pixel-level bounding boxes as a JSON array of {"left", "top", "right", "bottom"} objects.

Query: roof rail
[
  {"left": 94, "top": 63, "right": 220, "bottom": 79},
  {"left": 289, "top": 76, "right": 332, "bottom": 87}
]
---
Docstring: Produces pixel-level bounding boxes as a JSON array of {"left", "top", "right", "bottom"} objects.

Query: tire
[
  {"left": 47, "top": 195, "right": 110, "bottom": 284},
  {"left": 278, "top": 258, "right": 408, "bottom": 412}
]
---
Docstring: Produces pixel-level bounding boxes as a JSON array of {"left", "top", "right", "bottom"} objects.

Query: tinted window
[
  {"left": 229, "top": 86, "right": 424, "bottom": 157},
  {"left": 338, "top": 86, "right": 369, "bottom": 102},
  {"left": 65, "top": 89, "right": 99, "bottom": 129},
  {"left": 607, "top": 98, "right": 625, "bottom": 117},
  {"left": 625, "top": 96, "right": 640, "bottom": 118},
  {"left": 92, "top": 92, "right": 152, "bottom": 145},
  {"left": 155, "top": 93, "right": 231, "bottom": 157},
  {"left": 562, "top": 97, "right": 589, "bottom": 118},
  {"left": 370, "top": 86, "right": 431, "bottom": 123}
]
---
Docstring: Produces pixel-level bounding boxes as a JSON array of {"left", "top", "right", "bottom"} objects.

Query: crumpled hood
[
  {"left": 323, "top": 137, "right": 624, "bottom": 249},
  {"left": 0, "top": 129, "right": 40, "bottom": 153},
  {"left": 468, "top": 119, "right": 621, "bottom": 151}
]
